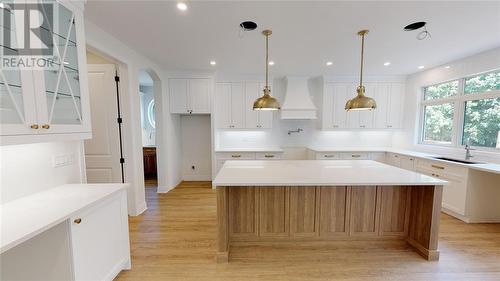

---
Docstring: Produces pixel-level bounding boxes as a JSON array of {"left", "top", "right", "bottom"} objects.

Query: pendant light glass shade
[
  {"left": 345, "top": 30, "right": 376, "bottom": 111},
  {"left": 253, "top": 29, "right": 280, "bottom": 111}
]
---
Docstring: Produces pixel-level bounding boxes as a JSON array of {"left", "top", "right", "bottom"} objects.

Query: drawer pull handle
[
  {"left": 431, "top": 164, "right": 445, "bottom": 170},
  {"left": 352, "top": 155, "right": 361, "bottom": 158},
  {"left": 264, "top": 155, "right": 275, "bottom": 158},
  {"left": 30, "top": 124, "right": 39, "bottom": 129},
  {"left": 74, "top": 218, "right": 82, "bottom": 224},
  {"left": 41, "top": 124, "right": 50, "bottom": 129},
  {"left": 231, "top": 155, "right": 241, "bottom": 158},
  {"left": 324, "top": 155, "right": 335, "bottom": 158}
]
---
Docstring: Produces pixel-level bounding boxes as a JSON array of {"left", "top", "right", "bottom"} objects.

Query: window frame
[{"left": 419, "top": 69, "right": 500, "bottom": 151}]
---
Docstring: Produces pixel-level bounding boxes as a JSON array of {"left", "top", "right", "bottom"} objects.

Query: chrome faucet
[{"left": 465, "top": 144, "right": 474, "bottom": 160}]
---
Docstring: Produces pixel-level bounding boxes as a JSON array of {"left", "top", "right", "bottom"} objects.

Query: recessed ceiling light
[
  {"left": 444, "top": 66, "right": 451, "bottom": 69},
  {"left": 210, "top": 60, "right": 216, "bottom": 66},
  {"left": 177, "top": 2, "right": 187, "bottom": 11},
  {"left": 383, "top": 62, "right": 391, "bottom": 66},
  {"left": 418, "top": 65, "right": 425, "bottom": 69},
  {"left": 268, "top": 61, "right": 275, "bottom": 66},
  {"left": 326, "top": 61, "right": 333, "bottom": 66}
]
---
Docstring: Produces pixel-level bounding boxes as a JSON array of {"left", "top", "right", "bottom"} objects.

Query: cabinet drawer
[
  {"left": 255, "top": 152, "right": 282, "bottom": 160},
  {"left": 340, "top": 152, "right": 369, "bottom": 160},
  {"left": 216, "top": 152, "right": 255, "bottom": 160},
  {"left": 415, "top": 159, "right": 467, "bottom": 179},
  {"left": 316, "top": 152, "right": 341, "bottom": 160}
]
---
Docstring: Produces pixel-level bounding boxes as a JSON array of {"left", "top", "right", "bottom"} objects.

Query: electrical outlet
[{"left": 53, "top": 153, "right": 75, "bottom": 168}]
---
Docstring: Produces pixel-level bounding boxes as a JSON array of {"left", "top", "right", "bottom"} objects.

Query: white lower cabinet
[
  {"left": 214, "top": 151, "right": 283, "bottom": 175},
  {"left": 415, "top": 159, "right": 468, "bottom": 216},
  {"left": 399, "top": 155, "right": 416, "bottom": 171},
  {"left": 70, "top": 191, "right": 130, "bottom": 281}
]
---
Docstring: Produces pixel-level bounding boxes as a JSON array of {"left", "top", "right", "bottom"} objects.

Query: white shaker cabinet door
[
  {"left": 70, "top": 192, "right": 129, "bottom": 281},
  {"left": 358, "top": 83, "right": 375, "bottom": 129},
  {"left": 189, "top": 79, "right": 211, "bottom": 114},
  {"left": 230, "top": 82, "right": 245, "bottom": 128},
  {"left": 244, "top": 82, "right": 260, "bottom": 128},
  {"left": 373, "top": 83, "right": 390, "bottom": 128},
  {"left": 215, "top": 83, "right": 231, "bottom": 128},
  {"left": 332, "top": 84, "right": 349, "bottom": 129},
  {"left": 257, "top": 82, "right": 273, "bottom": 128},
  {"left": 169, "top": 78, "right": 189, "bottom": 114},
  {"left": 387, "top": 83, "right": 404, "bottom": 129}
]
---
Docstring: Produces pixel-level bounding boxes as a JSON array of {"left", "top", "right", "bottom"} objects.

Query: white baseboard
[
  {"left": 442, "top": 207, "right": 500, "bottom": 223},
  {"left": 157, "top": 185, "right": 175, "bottom": 193},
  {"left": 132, "top": 201, "right": 147, "bottom": 216},
  {"left": 182, "top": 174, "right": 212, "bottom": 181}
]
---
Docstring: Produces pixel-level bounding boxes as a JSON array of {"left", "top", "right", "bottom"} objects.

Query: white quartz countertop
[
  {"left": 213, "top": 160, "right": 447, "bottom": 187},
  {"left": 308, "top": 147, "right": 500, "bottom": 175},
  {"left": 215, "top": 147, "right": 284, "bottom": 152},
  {"left": 0, "top": 183, "right": 128, "bottom": 254}
]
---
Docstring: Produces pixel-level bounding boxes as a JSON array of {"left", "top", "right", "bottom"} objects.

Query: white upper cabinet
[
  {"left": 245, "top": 82, "right": 273, "bottom": 129},
  {"left": 322, "top": 81, "right": 404, "bottom": 130},
  {"left": 169, "top": 78, "right": 211, "bottom": 114},
  {"left": 387, "top": 83, "right": 404, "bottom": 128},
  {"left": 215, "top": 82, "right": 245, "bottom": 129},
  {"left": 0, "top": 0, "right": 91, "bottom": 144},
  {"left": 215, "top": 81, "right": 273, "bottom": 129}
]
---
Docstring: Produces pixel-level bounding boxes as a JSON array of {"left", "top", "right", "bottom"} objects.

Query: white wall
[
  {"left": 140, "top": 85, "right": 155, "bottom": 146},
  {"left": 393, "top": 47, "right": 500, "bottom": 164},
  {"left": 181, "top": 115, "right": 212, "bottom": 180},
  {"left": 0, "top": 141, "right": 84, "bottom": 204}
]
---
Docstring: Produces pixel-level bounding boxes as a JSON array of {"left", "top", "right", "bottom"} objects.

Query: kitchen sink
[{"left": 432, "top": 156, "right": 483, "bottom": 165}]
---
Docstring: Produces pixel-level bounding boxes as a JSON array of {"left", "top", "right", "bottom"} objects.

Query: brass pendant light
[
  {"left": 345, "top": 30, "right": 377, "bottom": 111},
  {"left": 253, "top": 29, "right": 280, "bottom": 111}
]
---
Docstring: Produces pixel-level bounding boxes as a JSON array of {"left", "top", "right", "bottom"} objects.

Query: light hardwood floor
[{"left": 116, "top": 181, "right": 500, "bottom": 281}]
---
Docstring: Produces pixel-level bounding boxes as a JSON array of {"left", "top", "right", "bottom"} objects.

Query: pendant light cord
[
  {"left": 265, "top": 32, "right": 269, "bottom": 91},
  {"left": 359, "top": 33, "right": 364, "bottom": 87}
]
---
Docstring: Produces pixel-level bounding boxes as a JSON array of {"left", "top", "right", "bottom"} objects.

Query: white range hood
[{"left": 280, "top": 76, "right": 317, "bottom": 119}]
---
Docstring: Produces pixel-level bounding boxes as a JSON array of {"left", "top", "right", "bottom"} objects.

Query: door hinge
[
  {"left": 117, "top": 117, "right": 122, "bottom": 124},
  {"left": 115, "top": 76, "right": 120, "bottom": 82},
  {"left": 120, "top": 158, "right": 125, "bottom": 164}
]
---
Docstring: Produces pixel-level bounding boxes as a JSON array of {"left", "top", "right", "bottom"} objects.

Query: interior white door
[{"left": 84, "top": 64, "right": 122, "bottom": 183}]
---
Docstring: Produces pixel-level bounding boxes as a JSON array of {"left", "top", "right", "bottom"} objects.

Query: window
[
  {"left": 420, "top": 70, "right": 500, "bottom": 150},
  {"left": 148, "top": 99, "right": 155, "bottom": 129}
]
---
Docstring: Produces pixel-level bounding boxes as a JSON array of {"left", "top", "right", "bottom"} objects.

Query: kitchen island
[{"left": 213, "top": 160, "right": 447, "bottom": 263}]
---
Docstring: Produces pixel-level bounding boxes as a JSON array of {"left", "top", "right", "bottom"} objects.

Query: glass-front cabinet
[{"left": 0, "top": 0, "right": 90, "bottom": 143}]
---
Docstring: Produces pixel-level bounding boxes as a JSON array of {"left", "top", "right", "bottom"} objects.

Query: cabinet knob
[
  {"left": 30, "top": 124, "right": 39, "bottom": 129},
  {"left": 74, "top": 218, "right": 82, "bottom": 224},
  {"left": 41, "top": 124, "right": 50, "bottom": 129}
]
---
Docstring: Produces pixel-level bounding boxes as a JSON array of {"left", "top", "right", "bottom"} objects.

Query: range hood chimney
[{"left": 281, "top": 76, "right": 317, "bottom": 119}]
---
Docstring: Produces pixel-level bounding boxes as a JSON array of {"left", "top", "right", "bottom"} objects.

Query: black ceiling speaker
[
  {"left": 404, "top": 21, "right": 427, "bottom": 31},
  {"left": 239, "top": 21, "right": 258, "bottom": 31}
]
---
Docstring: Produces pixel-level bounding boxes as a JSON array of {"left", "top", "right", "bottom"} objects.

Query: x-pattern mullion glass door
[
  {"left": 35, "top": 0, "right": 88, "bottom": 134},
  {"left": 0, "top": 2, "right": 38, "bottom": 136}
]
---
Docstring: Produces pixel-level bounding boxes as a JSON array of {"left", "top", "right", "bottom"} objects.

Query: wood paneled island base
[{"left": 216, "top": 185, "right": 443, "bottom": 263}]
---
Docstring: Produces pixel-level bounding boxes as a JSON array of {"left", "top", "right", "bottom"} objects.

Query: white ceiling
[{"left": 85, "top": 1, "right": 500, "bottom": 77}]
